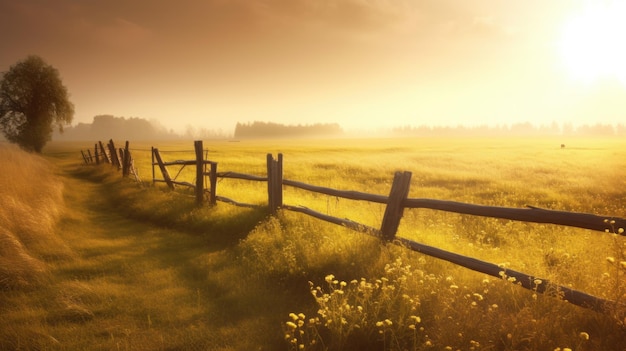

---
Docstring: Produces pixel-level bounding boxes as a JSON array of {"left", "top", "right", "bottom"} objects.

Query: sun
[{"left": 558, "top": 1, "right": 626, "bottom": 86}]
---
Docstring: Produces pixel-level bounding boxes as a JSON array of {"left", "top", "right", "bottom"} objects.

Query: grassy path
[{"left": 38, "top": 165, "right": 286, "bottom": 350}]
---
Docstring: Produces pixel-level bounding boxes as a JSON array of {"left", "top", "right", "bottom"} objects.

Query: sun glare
[{"left": 559, "top": 1, "right": 626, "bottom": 86}]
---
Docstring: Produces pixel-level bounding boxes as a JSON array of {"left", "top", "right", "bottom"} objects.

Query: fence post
[
  {"left": 380, "top": 171, "right": 412, "bottom": 241},
  {"left": 80, "top": 150, "right": 89, "bottom": 164},
  {"left": 209, "top": 162, "right": 217, "bottom": 205},
  {"left": 94, "top": 144, "right": 100, "bottom": 164},
  {"left": 277, "top": 153, "right": 283, "bottom": 208},
  {"left": 122, "top": 141, "right": 131, "bottom": 177},
  {"left": 151, "top": 146, "right": 156, "bottom": 185},
  {"left": 267, "top": 154, "right": 275, "bottom": 213},
  {"left": 99, "top": 141, "right": 111, "bottom": 164},
  {"left": 267, "top": 153, "right": 283, "bottom": 214},
  {"left": 108, "top": 139, "right": 120, "bottom": 168},
  {"left": 88, "top": 149, "right": 94, "bottom": 164},
  {"left": 108, "top": 140, "right": 114, "bottom": 165},
  {"left": 118, "top": 148, "right": 125, "bottom": 170},
  {"left": 153, "top": 148, "right": 175, "bottom": 190},
  {"left": 194, "top": 140, "right": 204, "bottom": 206}
]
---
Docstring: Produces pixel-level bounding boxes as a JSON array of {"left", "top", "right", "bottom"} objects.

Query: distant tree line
[
  {"left": 51, "top": 116, "right": 626, "bottom": 142},
  {"left": 234, "top": 121, "right": 343, "bottom": 139},
  {"left": 53, "top": 115, "right": 234, "bottom": 141},
  {"left": 53, "top": 115, "right": 180, "bottom": 141},
  {"left": 182, "top": 125, "right": 230, "bottom": 140},
  {"left": 391, "top": 122, "right": 626, "bottom": 137}
]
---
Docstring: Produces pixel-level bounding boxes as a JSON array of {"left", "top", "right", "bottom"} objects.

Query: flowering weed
[{"left": 285, "top": 258, "right": 429, "bottom": 351}]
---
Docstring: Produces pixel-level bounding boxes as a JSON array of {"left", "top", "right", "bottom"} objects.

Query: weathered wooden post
[
  {"left": 209, "top": 162, "right": 217, "bottom": 205},
  {"left": 153, "top": 148, "right": 174, "bottom": 189},
  {"left": 267, "top": 154, "right": 275, "bottom": 213},
  {"left": 194, "top": 140, "right": 204, "bottom": 206},
  {"left": 99, "top": 141, "right": 111, "bottom": 163},
  {"left": 380, "top": 171, "right": 412, "bottom": 241},
  {"left": 266, "top": 153, "right": 284, "bottom": 214},
  {"left": 151, "top": 147, "right": 156, "bottom": 185},
  {"left": 94, "top": 144, "right": 100, "bottom": 164},
  {"left": 277, "top": 153, "right": 283, "bottom": 208},
  {"left": 87, "top": 149, "right": 94, "bottom": 164},
  {"left": 80, "top": 150, "right": 89, "bottom": 164},
  {"left": 108, "top": 140, "right": 114, "bottom": 165},
  {"left": 122, "top": 141, "right": 131, "bottom": 177},
  {"left": 118, "top": 148, "right": 125, "bottom": 170},
  {"left": 109, "top": 139, "right": 121, "bottom": 168}
]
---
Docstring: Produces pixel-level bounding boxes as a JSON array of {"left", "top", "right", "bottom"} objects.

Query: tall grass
[
  {"left": 110, "top": 137, "right": 626, "bottom": 349},
  {"left": 143, "top": 137, "right": 623, "bottom": 350},
  {"left": 0, "top": 142, "right": 68, "bottom": 290},
  {"left": 3, "top": 137, "right": 625, "bottom": 350}
]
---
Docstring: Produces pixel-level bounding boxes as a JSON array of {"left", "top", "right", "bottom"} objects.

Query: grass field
[{"left": 2, "top": 137, "right": 625, "bottom": 350}]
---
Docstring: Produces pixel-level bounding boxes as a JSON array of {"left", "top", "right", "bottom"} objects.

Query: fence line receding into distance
[
  {"left": 81, "top": 139, "right": 140, "bottom": 182},
  {"left": 82, "top": 139, "right": 626, "bottom": 318}
]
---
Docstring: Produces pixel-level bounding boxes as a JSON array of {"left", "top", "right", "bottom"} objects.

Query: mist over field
[{"left": 52, "top": 114, "right": 626, "bottom": 142}]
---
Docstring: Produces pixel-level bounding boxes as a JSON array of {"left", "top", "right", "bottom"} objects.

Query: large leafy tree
[{"left": 0, "top": 55, "right": 74, "bottom": 152}]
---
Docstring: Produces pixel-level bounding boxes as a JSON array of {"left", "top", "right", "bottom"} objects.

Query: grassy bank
[
  {"left": 0, "top": 142, "right": 68, "bottom": 290},
  {"left": 1, "top": 137, "right": 625, "bottom": 350}
]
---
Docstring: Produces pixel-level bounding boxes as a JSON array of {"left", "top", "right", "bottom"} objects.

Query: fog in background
[{"left": 52, "top": 115, "right": 626, "bottom": 141}]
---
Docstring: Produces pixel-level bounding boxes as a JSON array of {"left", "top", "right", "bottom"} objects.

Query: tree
[{"left": 0, "top": 55, "right": 74, "bottom": 152}]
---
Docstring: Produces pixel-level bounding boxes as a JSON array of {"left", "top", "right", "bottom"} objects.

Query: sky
[{"left": 1, "top": 0, "right": 626, "bottom": 134}]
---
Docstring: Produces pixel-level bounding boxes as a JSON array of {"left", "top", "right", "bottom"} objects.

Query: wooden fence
[
  {"left": 81, "top": 139, "right": 140, "bottom": 182},
  {"left": 90, "top": 140, "right": 626, "bottom": 317}
]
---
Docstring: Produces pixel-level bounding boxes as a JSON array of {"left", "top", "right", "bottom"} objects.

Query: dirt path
[{"left": 46, "top": 166, "right": 281, "bottom": 350}]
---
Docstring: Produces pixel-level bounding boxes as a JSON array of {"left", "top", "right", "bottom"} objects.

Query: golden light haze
[
  {"left": 1, "top": 0, "right": 625, "bottom": 134},
  {"left": 558, "top": 1, "right": 626, "bottom": 86}
]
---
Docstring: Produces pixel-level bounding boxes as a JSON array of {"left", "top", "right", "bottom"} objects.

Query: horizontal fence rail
[
  {"left": 403, "top": 200, "right": 625, "bottom": 233},
  {"left": 217, "top": 172, "right": 267, "bottom": 182},
  {"left": 394, "top": 237, "right": 611, "bottom": 315},
  {"left": 282, "top": 179, "right": 626, "bottom": 233},
  {"left": 84, "top": 140, "right": 625, "bottom": 318}
]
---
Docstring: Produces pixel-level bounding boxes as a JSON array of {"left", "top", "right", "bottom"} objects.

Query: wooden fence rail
[{"left": 137, "top": 140, "right": 626, "bottom": 316}]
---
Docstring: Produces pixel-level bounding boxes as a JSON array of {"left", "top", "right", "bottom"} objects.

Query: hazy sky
[{"left": 2, "top": 0, "right": 626, "bottom": 133}]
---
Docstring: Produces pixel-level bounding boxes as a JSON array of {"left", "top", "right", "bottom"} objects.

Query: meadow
[{"left": 1, "top": 136, "right": 625, "bottom": 350}]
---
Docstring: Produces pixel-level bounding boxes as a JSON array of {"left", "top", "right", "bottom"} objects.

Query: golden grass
[
  {"left": 0, "top": 142, "right": 69, "bottom": 290},
  {"left": 1, "top": 137, "right": 625, "bottom": 350},
  {"left": 127, "top": 137, "right": 626, "bottom": 287}
]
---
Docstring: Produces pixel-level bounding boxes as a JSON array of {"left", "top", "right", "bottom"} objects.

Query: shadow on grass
[
  {"left": 67, "top": 164, "right": 268, "bottom": 247},
  {"left": 50, "top": 163, "right": 292, "bottom": 349}
]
